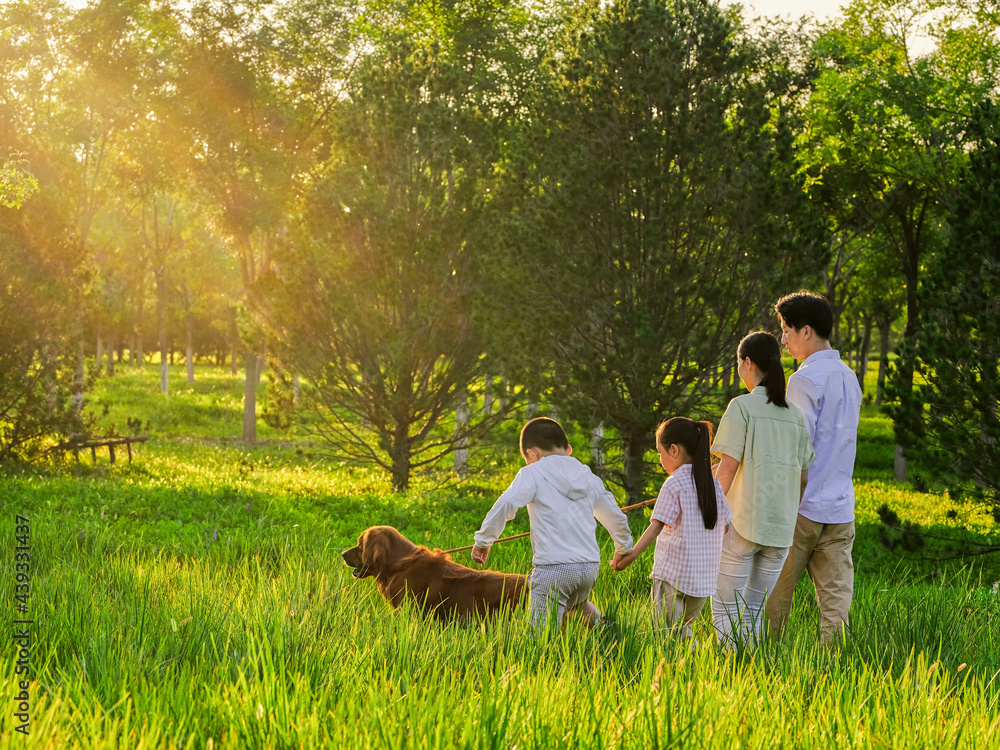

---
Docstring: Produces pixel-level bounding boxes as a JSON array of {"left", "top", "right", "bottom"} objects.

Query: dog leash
[{"left": 441, "top": 495, "right": 659, "bottom": 555}]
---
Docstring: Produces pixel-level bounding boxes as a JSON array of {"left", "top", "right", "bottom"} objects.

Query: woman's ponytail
[
  {"left": 656, "top": 417, "right": 718, "bottom": 530},
  {"left": 738, "top": 331, "right": 788, "bottom": 408}
]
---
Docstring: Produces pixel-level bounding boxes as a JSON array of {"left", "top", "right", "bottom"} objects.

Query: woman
[{"left": 711, "top": 331, "right": 815, "bottom": 648}]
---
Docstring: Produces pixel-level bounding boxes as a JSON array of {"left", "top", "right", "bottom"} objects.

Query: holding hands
[
  {"left": 610, "top": 550, "right": 638, "bottom": 571},
  {"left": 609, "top": 518, "right": 664, "bottom": 573}
]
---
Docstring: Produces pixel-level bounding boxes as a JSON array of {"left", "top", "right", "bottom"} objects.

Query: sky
[{"left": 720, "top": 0, "right": 848, "bottom": 22}]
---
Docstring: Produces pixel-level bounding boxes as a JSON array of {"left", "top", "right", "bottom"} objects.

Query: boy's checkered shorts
[{"left": 527, "top": 562, "right": 601, "bottom": 628}]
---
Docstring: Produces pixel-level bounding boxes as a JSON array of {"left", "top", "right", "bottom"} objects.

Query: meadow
[{"left": 1, "top": 364, "right": 999, "bottom": 748}]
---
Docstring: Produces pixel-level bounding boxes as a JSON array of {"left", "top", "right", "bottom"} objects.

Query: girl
[
  {"left": 611, "top": 417, "right": 732, "bottom": 640},
  {"left": 710, "top": 331, "right": 815, "bottom": 648}
]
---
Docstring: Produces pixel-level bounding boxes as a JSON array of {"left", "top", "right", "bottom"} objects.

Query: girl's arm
[{"left": 610, "top": 519, "right": 666, "bottom": 571}]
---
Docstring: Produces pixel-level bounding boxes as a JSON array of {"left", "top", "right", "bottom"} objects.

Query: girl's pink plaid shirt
[{"left": 650, "top": 464, "right": 733, "bottom": 598}]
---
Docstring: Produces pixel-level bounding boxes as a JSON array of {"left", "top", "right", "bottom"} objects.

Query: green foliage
[
  {"left": 798, "top": 0, "right": 1000, "bottom": 378},
  {"left": 492, "top": 0, "right": 824, "bottom": 502},
  {"left": 0, "top": 156, "right": 38, "bottom": 208},
  {"left": 0, "top": 206, "right": 91, "bottom": 459},
  {"left": 255, "top": 1, "right": 533, "bottom": 491},
  {"left": 886, "top": 100, "right": 1000, "bottom": 511}
]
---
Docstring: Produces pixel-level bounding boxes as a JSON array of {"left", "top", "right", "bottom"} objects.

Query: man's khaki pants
[{"left": 766, "top": 514, "right": 855, "bottom": 645}]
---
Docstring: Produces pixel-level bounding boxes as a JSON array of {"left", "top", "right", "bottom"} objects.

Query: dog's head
[{"left": 342, "top": 525, "right": 416, "bottom": 579}]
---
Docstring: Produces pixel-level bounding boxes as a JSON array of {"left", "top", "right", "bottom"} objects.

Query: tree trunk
[
  {"left": 848, "top": 320, "right": 858, "bottom": 370},
  {"left": 134, "top": 283, "right": 145, "bottom": 367},
  {"left": 242, "top": 349, "right": 258, "bottom": 444},
  {"left": 875, "top": 316, "right": 892, "bottom": 408},
  {"left": 622, "top": 431, "right": 646, "bottom": 508},
  {"left": 230, "top": 308, "right": 240, "bottom": 376},
  {"left": 391, "top": 423, "right": 410, "bottom": 492},
  {"left": 855, "top": 317, "right": 873, "bottom": 393},
  {"left": 157, "top": 268, "right": 168, "bottom": 395},
  {"left": 483, "top": 375, "right": 493, "bottom": 416},
  {"left": 96, "top": 333, "right": 104, "bottom": 375},
  {"left": 894, "top": 444, "right": 907, "bottom": 483},
  {"left": 591, "top": 423, "right": 605, "bottom": 473},
  {"left": 894, "top": 218, "right": 922, "bottom": 482},
  {"left": 825, "top": 276, "right": 838, "bottom": 343},
  {"left": 186, "top": 311, "right": 195, "bottom": 385},
  {"left": 45, "top": 343, "right": 57, "bottom": 415},
  {"left": 454, "top": 387, "right": 469, "bottom": 479},
  {"left": 107, "top": 330, "right": 115, "bottom": 376},
  {"left": 72, "top": 334, "right": 85, "bottom": 426}
]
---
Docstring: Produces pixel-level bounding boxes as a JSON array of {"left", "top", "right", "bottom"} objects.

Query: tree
[
  {"left": 0, "top": 195, "right": 89, "bottom": 458},
  {"left": 0, "top": 0, "right": 104, "bottom": 437},
  {"left": 844, "top": 234, "right": 904, "bottom": 402},
  {"left": 180, "top": 0, "right": 354, "bottom": 443},
  {"left": 493, "top": 0, "right": 823, "bottom": 503},
  {"left": 885, "top": 100, "right": 1000, "bottom": 510},
  {"left": 797, "top": 0, "right": 1000, "bottom": 477},
  {"left": 0, "top": 131, "right": 81, "bottom": 460},
  {"left": 256, "top": 1, "right": 532, "bottom": 491}
]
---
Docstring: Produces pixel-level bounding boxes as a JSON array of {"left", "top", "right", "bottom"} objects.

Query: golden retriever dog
[{"left": 342, "top": 525, "right": 526, "bottom": 619}]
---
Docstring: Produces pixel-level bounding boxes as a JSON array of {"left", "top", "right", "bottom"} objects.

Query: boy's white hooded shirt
[{"left": 474, "top": 455, "right": 633, "bottom": 566}]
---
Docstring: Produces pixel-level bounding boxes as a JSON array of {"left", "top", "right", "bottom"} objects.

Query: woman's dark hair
[
  {"left": 656, "top": 417, "right": 717, "bottom": 530},
  {"left": 738, "top": 331, "right": 788, "bottom": 408},
  {"left": 775, "top": 291, "right": 834, "bottom": 340}
]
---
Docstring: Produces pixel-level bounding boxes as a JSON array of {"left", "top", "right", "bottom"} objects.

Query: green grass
[{"left": 1, "top": 363, "right": 999, "bottom": 748}]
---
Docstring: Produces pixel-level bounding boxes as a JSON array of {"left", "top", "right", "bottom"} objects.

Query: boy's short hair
[
  {"left": 520, "top": 417, "right": 569, "bottom": 457},
  {"left": 775, "top": 291, "right": 834, "bottom": 340}
]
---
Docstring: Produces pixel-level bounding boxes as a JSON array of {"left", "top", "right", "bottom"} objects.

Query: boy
[
  {"left": 471, "top": 417, "right": 633, "bottom": 629},
  {"left": 766, "top": 291, "right": 862, "bottom": 645}
]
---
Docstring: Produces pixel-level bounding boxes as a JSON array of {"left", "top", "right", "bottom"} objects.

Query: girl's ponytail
[
  {"left": 656, "top": 417, "right": 718, "bottom": 530},
  {"left": 738, "top": 331, "right": 788, "bottom": 408},
  {"left": 692, "top": 421, "right": 718, "bottom": 530}
]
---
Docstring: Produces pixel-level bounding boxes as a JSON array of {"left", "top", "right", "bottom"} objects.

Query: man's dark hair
[
  {"left": 520, "top": 417, "right": 569, "bottom": 457},
  {"left": 775, "top": 291, "right": 834, "bottom": 340}
]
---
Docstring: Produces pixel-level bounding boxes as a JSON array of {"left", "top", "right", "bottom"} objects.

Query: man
[{"left": 766, "top": 291, "right": 862, "bottom": 645}]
